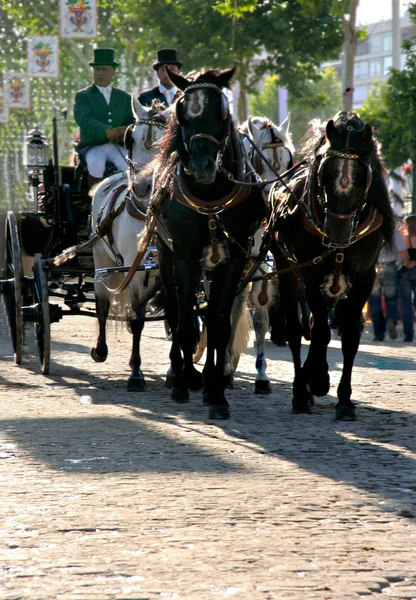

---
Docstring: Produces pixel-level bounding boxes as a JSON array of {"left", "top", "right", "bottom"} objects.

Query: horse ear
[
  {"left": 247, "top": 116, "right": 256, "bottom": 138},
  {"left": 132, "top": 96, "right": 147, "bottom": 120},
  {"left": 166, "top": 67, "right": 191, "bottom": 91},
  {"left": 363, "top": 123, "right": 372, "bottom": 143},
  {"left": 325, "top": 119, "right": 336, "bottom": 141},
  {"left": 280, "top": 113, "right": 290, "bottom": 136},
  {"left": 215, "top": 66, "right": 237, "bottom": 89}
]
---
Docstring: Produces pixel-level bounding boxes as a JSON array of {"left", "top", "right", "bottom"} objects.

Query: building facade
[{"left": 353, "top": 11, "right": 416, "bottom": 108}]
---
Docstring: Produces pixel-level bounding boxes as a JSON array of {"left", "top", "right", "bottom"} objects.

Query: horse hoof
[
  {"left": 309, "top": 374, "right": 330, "bottom": 397},
  {"left": 292, "top": 398, "right": 313, "bottom": 414},
  {"left": 165, "top": 373, "right": 174, "bottom": 389},
  {"left": 255, "top": 379, "right": 272, "bottom": 394},
  {"left": 171, "top": 387, "right": 189, "bottom": 403},
  {"left": 186, "top": 370, "right": 203, "bottom": 391},
  {"left": 91, "top": 347, "right": 107, "bottom": 363},
  {"left": 335, "top": 404, "right": 356, "bottom": 421},
  {"left": 127, "top": 377, "right": 146, "bottom": 392},
  {"left": 271, "top": 336, "right": 286, "bottom": 347},
  {"left": 209, "top": 404, "right": 230, "bottom": 420},
  {"left": 224, "top": 374, "right": 234, "bottom": 389}
]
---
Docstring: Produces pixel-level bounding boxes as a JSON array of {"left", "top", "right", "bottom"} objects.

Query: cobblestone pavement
[{"left": 0, "top": 305, "right": 415, "bottom": 600}]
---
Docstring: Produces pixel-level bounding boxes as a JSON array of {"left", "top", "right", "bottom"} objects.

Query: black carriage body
[{"left": 18, "top": 164, "right": 91, "bottom": 260}]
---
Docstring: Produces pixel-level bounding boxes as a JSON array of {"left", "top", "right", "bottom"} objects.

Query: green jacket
[{"left": 74, "top": 84, "right": 134, "bottom": 149}]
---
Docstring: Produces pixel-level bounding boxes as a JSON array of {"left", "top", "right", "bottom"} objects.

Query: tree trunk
[
  {"left": 342, "top": 0, "right": 359, "bottom": 112},
  {"left": 238, "top": 83, "right": 247, "bottom": 125}
]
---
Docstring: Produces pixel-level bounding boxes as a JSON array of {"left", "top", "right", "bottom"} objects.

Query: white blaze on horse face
[
  {"left": 334, "top": 158, "right": 355, "bottom": 195},
  {"left": 185, "top": 90, "right": 206, "bottom": 119}
]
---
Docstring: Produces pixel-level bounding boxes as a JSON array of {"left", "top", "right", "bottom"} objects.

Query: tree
[
  {"left": 116, "top": 0, "right": 345, "bottom": 122},
  {"left": 249, "top": 76, "right": 280, "bottom": 125},
  {"left": 287, "top": 66, "right": 342, "bottom": 148},
  {"left": 360, "top": 53, "right": 416, "bottom": 212}
]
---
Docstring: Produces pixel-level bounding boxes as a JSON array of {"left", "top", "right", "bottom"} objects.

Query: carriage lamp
[
  {"left": 24, "top": 125, "right": 49, "bottom": 212},
  {"left": 24, "top": 125, "right": 49, "bottom": 169}
]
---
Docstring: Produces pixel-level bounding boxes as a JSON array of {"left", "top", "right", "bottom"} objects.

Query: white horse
[
  {"left": 193, "top": 115, "right": 295, "bottom": 393},
  {"left": 239, "top": 115, "right": 295, "bottom": 393},
  {"left": 90, "top": 98, "right": 167, "bottom": 390}
]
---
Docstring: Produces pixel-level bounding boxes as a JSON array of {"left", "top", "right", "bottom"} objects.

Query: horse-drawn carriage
[
  {"left": 1, "top": 69, "right": 393, "bottom": 421},
  {"left": 1, "top": 117, "right": 100, "bottom": 374}
]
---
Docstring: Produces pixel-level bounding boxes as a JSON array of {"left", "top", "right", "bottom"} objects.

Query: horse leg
[
  {"left": 276, "top": 272, "right": 311, "bottom": 413},
  {"left": 175, "top": 258, "right": 203, "bottom": 393},
  {"left": 335, "top": 273, "right": 375, "bottom": 420},
  {"left": 127, "top": 286, "right": 146, "bottom": 391},
  {"left": 206, "top": 258, "right": 246, "bottom": 419},
  {"left": 91, "top": 291, "right": 110, "bottom": 363},
  {"left": 253, "top": 304, "right": 272, "bottom": 393},
  {"left": 249, "top": 278, "right": 277, "bottom": 395},
  {"left": 157, "top": 240, "right": 189, "bottom": 403}
]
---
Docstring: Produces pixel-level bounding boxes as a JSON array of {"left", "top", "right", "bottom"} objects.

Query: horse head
[
  {"left": 126, "top": 97, "right": 167, "bottom": 198},
  {"left": 167, "top": 66, "right": 236, "bottom": 184},
  {"left": 243, "top": 115, "right": 294, "bottom": 190},
  {"left": 316, "top": 111, "right": 374, "bottom": 246}
]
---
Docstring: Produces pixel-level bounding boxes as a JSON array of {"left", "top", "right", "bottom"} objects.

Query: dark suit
[
  {"left": 74, "top": 84, "right": 134, "bottom": 149},
  {"left": 138, "top": 85, "right": 179, "bottom": 108}
]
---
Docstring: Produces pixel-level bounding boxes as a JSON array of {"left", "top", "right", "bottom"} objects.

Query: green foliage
[
  {"left": 361, "top": 54, "right": 416, "bottom": 170},
  {"left": 249, "top": 76, "right": 280, "bottom": 124},
  {"left": 287, "top": 66, "right": 342, "bottom": 147},
  {"left": 0, "top": 0, "right": 348, "bottom": 207},
  {"left": 360, "top": 48, "right": 416, "bottom": 208}
]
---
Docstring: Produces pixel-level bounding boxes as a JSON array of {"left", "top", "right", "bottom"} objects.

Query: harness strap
[
  {"left": 95, "top": 183, "right": 128, "bottom": 237},
  {"left": 99, "top": 215, "right": 158, "bottom": 295},
  {"left": 172, "top": 127, "right": 252, "bottom": 214}
]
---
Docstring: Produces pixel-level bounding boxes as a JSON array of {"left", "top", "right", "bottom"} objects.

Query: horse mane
[{"left": 300, "top": 111, "right": 394, "bottom": 243}]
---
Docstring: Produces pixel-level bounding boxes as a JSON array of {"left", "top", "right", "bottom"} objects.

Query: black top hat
[
  {"left": 89, "top": 48, "right": 119, "bottom": 67},
  {"left": 153, "top": 48, "right": 182, "bottom": 71}
]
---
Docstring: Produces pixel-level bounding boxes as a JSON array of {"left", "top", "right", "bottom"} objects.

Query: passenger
[
  {"left": 138, "top": 48, "right": 182, "bottom": 108},
  {"left": 368, "top": 222, "right": 413, "bottom": 341},
  {"left": 398, "top": 214, "right": 416, "bottom": 342},
  {"left": 74, "top": 48, "right": 134, "bottom": 189}
]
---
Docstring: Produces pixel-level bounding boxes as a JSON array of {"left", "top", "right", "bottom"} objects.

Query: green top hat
[
  {"left": 153, "top": 48, "right": 182, "bottom": 71},
  {"left": 89, "top": 48, "right": 119, "bottom": 67}
]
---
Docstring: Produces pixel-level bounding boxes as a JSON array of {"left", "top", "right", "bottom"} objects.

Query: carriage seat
[{"left": 73, "top": 146, "right": 119, "bottom": 193}]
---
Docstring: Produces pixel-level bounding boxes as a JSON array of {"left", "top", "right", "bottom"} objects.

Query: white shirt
[
  {"left": 96, "top": 84, "right": 112, "bottom": 105},
  {"left": 159, "top": 84, "right": 177, "bottom": 106}
]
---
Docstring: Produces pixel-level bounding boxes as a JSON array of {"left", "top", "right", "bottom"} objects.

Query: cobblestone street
[{"left": 1, "top": 307, "right": 415, "bottom": 600}]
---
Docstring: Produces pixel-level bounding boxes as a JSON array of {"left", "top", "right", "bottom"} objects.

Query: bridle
[
  {"left": 174, "top": 82, "right": 231, "bottom": 171},
  {"left": 252, "top": 120, "right": 293, "bottom": 177},
  {"left": 123, "top": 117, "right": 167, "bottom": 174},
  {"left": 306, "top": 125, "right": 374, "bottom": 250}
]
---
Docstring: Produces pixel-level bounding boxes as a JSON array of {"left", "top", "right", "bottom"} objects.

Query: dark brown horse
[
  {"left": 270, "top": 111, "right": 394, "bottom": 420},
  {"left": 155, "top": 67, "right": 266, "bottom": 419}
]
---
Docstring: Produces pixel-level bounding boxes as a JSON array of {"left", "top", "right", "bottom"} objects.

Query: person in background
[
  {"left": 138, "top": 48, "right": 182, "bottom": 108},
  {"left": 368, "top": 221, "right": 413, "bottom": 342},
  {"left": 74, "top": 48, "right": 134, "bottom": 189},
  {"left": 398, "top": 214, "right": 416, "bottom": 342}
]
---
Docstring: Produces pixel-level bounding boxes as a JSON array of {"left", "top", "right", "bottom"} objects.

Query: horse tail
[
  {"left": 227, "top": 287, "right": 253, "bottom": 372},
  {"left": 193, "top": 322, "right": 207, "bottom": 364}
]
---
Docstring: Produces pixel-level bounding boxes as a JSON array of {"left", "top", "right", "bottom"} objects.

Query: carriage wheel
[
  {"left": 3, "top": 211, "right": 24, "bottom": 364},
  {"left": 33, "top": 254, "right": 51, "bottom": 374}
]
